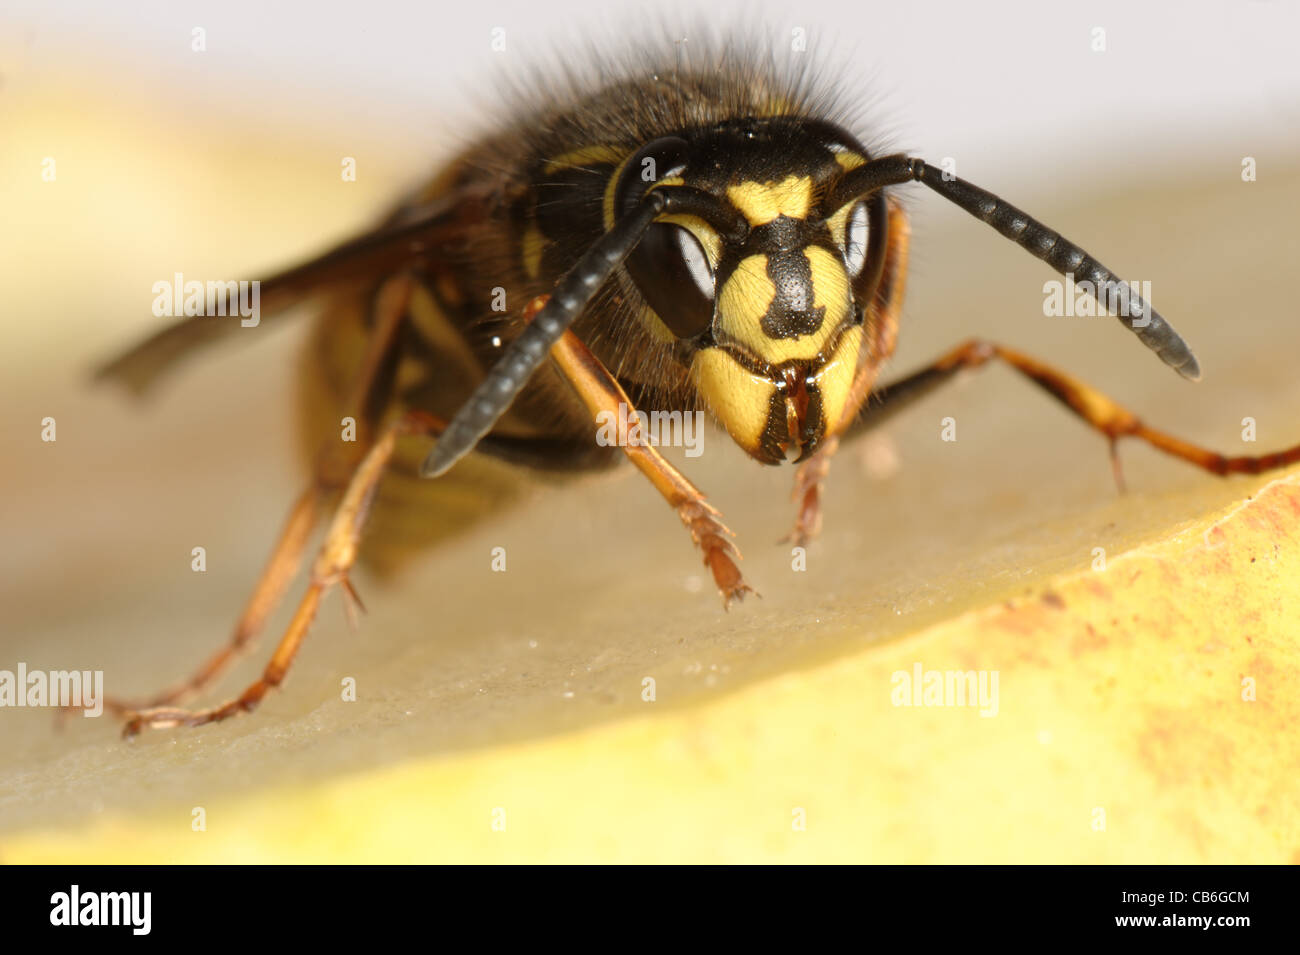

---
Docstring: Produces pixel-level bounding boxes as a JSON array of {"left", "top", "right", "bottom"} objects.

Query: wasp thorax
[{"left": 613, "top": 120, "right": 885, "bottom": 465}]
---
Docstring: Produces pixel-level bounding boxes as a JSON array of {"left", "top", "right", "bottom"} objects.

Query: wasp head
[{"left": 616, "top": 118, "right": 888, "bottom": 465}]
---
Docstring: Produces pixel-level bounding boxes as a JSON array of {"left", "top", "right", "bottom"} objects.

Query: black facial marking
[
  {"left": 756, "top": 387, "right": 792, "bottom": 465},
  {"left": 760, "top": 246, "right": 826, "bottom": 340}
]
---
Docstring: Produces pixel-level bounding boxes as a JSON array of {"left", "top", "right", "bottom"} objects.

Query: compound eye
[
  {"left": 625, "top": 223, "right": 716, "bottom": 340},
  {"left": 844, "top": 200, "right": 870, "bottom": 277}
]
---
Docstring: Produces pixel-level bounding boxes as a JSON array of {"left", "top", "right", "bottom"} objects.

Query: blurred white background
[{"left": 4, "top": 0, "right": 1298, "bottom": 177}]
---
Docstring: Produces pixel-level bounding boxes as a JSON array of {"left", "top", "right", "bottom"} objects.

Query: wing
[{"left": 95, "top": 190, "right": 490, "bottom": 395}]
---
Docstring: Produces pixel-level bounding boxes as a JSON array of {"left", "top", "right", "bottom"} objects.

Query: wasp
[{"left": 95, "top": 39, "right": 1300, "bottom": 735}]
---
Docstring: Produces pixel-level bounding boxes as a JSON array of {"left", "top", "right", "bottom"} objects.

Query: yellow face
[
  {"left": 682, "top": 174, "right": 876, "bottom": 464},
  {"left": 609, "top": 125, "right": 884, "bottom": 464}
]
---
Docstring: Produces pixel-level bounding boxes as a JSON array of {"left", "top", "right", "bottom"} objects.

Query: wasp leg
[
  {"left": 783, "top": 198, "right": 911, "bottom": 546},
  {"left": 121, "top": 409, "right": 447, "bottom": 735},
  {"left": 99, "top": 275, "right": 416, "bottom": 722},
  {"left": 538, "top": 309, "right": 753, "bottom": 608},
  {"left": 850, "top": 338, "right": 1300, "bottom": 488}
]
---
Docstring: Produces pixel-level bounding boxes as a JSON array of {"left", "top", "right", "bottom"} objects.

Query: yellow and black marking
[{"left": 492, "top": 114, "right": 884, "bottom": 465}]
